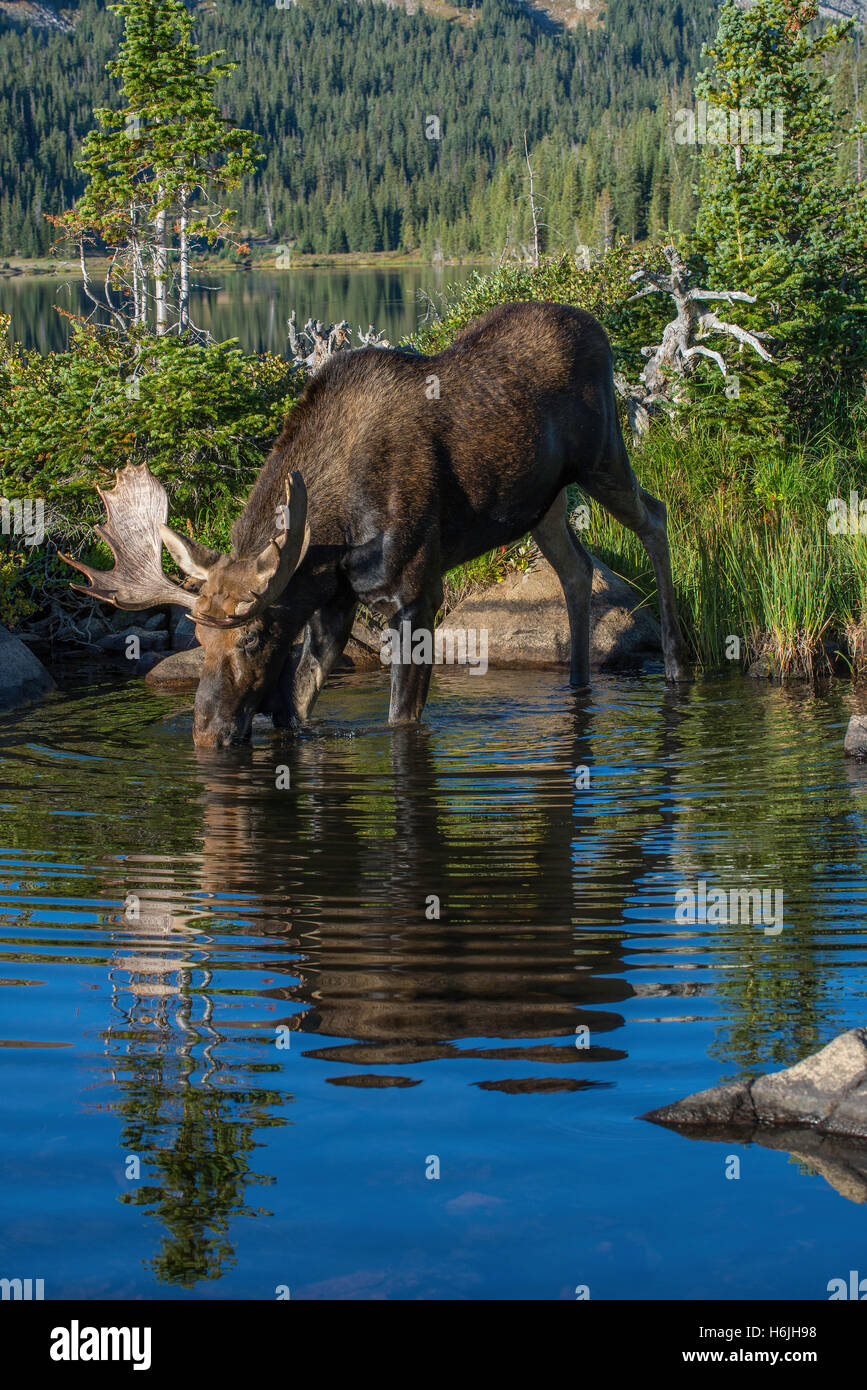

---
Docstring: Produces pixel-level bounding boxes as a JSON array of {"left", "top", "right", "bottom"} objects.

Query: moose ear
[{"left": 159, "top": 526, "right": 224, "bottom": 581}]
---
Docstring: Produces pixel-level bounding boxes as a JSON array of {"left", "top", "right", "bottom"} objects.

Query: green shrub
[{"left": 0, "top": 313, "right": 301, "bottom": 624}]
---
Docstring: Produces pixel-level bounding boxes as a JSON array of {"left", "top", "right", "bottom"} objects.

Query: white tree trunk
[
  {"left": 153, "top": 194, "right": 168, "bottom": 336},
  {"left": 178, "top": 189, "right": 189, "bottom": 334}
]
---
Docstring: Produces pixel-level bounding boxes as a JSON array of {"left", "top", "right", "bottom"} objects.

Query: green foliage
[
  {"left": 584, "top": 416, "right": 867, "bottom": 676},
  {"left": 692, "top": 0, "right": 867, "bottom": 435},
  {"left": 0, "top": 550, "right": 39, "bottom": 627},
  {"left": 0, "top": 315, "right": 301, "bottom": 556},
  {"left": 0, "top": 0, "right": 720, "bottom": 258},
  {"left": 410, "top": 242, "right": 671, "bottom": 369},
  {"left": 54, "top": 0, "right": 261, "bottom": 333}
]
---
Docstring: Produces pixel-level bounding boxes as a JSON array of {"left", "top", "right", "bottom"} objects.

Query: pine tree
[
  {"left": 693, "top": 0, "right": 867, "bottom": 426},
  {"left": 57, "top": 0, "right": 259, "bottom": 333}
]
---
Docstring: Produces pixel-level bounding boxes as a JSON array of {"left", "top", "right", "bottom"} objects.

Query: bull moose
[{"left": 65, "top": 300, "right": 687, "bottom": 747}]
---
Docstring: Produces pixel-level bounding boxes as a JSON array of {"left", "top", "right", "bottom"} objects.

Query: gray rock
[
  {"left": 134, "top": 651, "right": 169, "bottom": 676},
  {"left": 96, "top": 626, "right": 169, "bottom": 654},
  {"left": 168, "top": 604, "right": 199, "bottom": 651},
  {"left": 747, "top": 653, "right": 779, "bottom": 680},
  {"left": 844, "top": 714, "right": 867, "bottom": 758},
  {"left": 644, "top": 1078, "right": 758, "bottom": 1127},
  {"left": 344, "top": 622, "right": 385, "bottom": 669},
  {"left": 642, "top": 1028, "right": 867, "bottom": 1139},
  {"left": 145, "top": 646, "right": 204, "bottom": 690},
  {"left": 751, "top": 1029, "right": 867, "bottom": 1127},
  {"left": 442, "top": 556, "right": 661, "bottom": 669},
  {"left": 826, "top": 1080, "right": 867, "bottom": 1142},
  {"left": 0, "top": 624, "right": 56, "bottom": 709},
  {"left": 111, "top": 607, "right": 151, "bottom": 630}
]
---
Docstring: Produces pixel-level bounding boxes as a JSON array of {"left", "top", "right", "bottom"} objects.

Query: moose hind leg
[
  {"left": 588, "top": 473, "right": 688, "bottom": 682},
  {"left": 632, "top": 489, "right": 688, "bottom": 682},
  {"left": 388, "top": 584, "right": 441, "bottom": 725},
  {"left": 532, "top": 489, "right": 593, "bottom": 687}
]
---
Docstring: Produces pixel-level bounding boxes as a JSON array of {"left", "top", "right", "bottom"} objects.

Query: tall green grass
[{"left": 582, "top": 419, "right": 867, "bottom": 677}]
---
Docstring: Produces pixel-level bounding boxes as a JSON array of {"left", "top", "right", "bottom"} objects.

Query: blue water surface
[{"left": 1, "top": 667, "right": 865, "bottom": 1299}]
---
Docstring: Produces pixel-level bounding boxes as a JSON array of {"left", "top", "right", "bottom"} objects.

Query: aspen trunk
[
  {"left": 153, "top": 194, "right": 168, "bottom": 335},
  {"left": 178, "top": 188, "right": 189, "bottom": 334}
]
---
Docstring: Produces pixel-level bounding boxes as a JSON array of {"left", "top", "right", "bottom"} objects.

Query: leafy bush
[{"left": 0, "top": 312, "right": 301, "bottom": 625}]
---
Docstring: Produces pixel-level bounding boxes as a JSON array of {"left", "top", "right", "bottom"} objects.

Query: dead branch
[
  {"left": 287, "top": 313, "right": 390, "bottom": 375},
  {"left": 617, "top": 245, "right": 775, "bottom": 442}
]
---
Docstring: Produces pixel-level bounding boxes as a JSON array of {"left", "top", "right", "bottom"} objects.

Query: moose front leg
[
  {"left": 290, "top": 589, "right": 358, "bottom": 723},
  {"left": 266, "top": 586, "right": 358, "bottom": 728},
  {"left": 388, "top": 586, "right": 441, "bottom": 724}
]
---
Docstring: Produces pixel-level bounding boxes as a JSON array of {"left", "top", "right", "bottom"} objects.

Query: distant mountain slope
[
  {"left": 0, "top": 0, "right": 859, "bottom": 261},
  {"left": 0, "top": 1, "right": 75, "bottom": 28}
]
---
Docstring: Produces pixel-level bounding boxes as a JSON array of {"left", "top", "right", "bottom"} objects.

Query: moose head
[{"left": 63, "top": 463, "right": 310, "bottom": 748}]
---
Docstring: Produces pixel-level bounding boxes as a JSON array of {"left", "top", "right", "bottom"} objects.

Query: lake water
[
  {"left": 2, "top": 664, "right": 866, "bottom": 1299},
  {"left": 0, "top": 265, "right": 479, "bottom": 355}
]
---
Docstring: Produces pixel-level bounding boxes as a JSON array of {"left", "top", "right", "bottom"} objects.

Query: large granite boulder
[
  {"left": 0, "top": 625, "right": 56, "bottom": 709},
  {"left": 145, "top": 646, "right": 204, "bottom": 690},
  {"left": 441, "top": 556, "right": 661, "bottom": 669},
  {"left": 642, "top": 1029, "right": 867, "bottom": 1140}
]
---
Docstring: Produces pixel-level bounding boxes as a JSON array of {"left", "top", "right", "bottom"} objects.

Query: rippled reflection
[{"left": 1, "top": 666, "right": 867, "bottom": 1297}]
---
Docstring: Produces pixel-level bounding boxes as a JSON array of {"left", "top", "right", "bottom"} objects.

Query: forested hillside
[
  {"left": 0, "top": 0, "right": 725, "bottom": 256},
  {"left": 1, "top": 0, "right": 859, "bottom": 260}
]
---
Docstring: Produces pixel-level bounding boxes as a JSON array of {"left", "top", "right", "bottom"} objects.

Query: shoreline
[{"left": 0, "top": 251, "right": 493, "bottom": 279}]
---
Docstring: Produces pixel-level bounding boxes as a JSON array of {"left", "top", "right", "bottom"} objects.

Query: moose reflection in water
[
  {"left": 1, "top": 665, "right": 861, "bottom": 1294},
  {"left": 98, "top": 692, "right": 703, "bottom": 1286}
]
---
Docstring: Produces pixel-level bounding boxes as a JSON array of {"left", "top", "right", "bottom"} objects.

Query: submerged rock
[
  {"left": 442, "top": 556, "right": 661, "bottom": 670},
  {"left": 0, "top": 625, "right": 56, "bottom": 709},
  {"left": 642, "top": 1028, "right": 867, "bottom": 1140},
  {"left": 844, "top": 714, "right": 867, "bottom": 758}
]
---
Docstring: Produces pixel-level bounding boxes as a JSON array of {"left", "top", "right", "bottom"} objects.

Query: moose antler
[
  {"left": 63, "top": 463, "right": 311, "bottom": 630},
  {"left": 190, "top": 472, "right": 310, "bottom": 629},
  {"left": 61, "top": 464, "right": 198, "bottom": 612}
]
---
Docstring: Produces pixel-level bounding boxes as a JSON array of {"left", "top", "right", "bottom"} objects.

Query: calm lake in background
[
  {"left": 2, "top": 665, "right": 867, "bottom": 1300},
  {"left": 0, "top": 265, "right": 480, "bottom": 355}
]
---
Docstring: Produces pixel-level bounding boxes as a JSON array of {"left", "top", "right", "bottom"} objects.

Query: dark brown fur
[{"left": 192, "top": 301, "right": 687, "bottom": 746}]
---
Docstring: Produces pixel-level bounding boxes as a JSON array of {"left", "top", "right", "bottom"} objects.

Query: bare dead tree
[
  {"left": 523, "top": 130, "right": 541, "bottom": 269},
  {"left": 286, "top": 313, "right": 390, "bottom": 376},
  {"left": 616, "top": 245, "right": 773, "bottom": 441}
]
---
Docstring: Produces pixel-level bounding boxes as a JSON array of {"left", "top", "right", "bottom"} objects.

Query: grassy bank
[
  {"left": 581, "top": 423, "right": 867, "bottom": 678},
  {"left": 437, "top": 421, "right": 867, "bottom": 681},
  {"left": 0, "top": 249, "right": 492, "bottom": 279}
]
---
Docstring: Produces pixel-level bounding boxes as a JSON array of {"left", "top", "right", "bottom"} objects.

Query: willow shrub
[{"left": 584, "top": 422, "right": 867, "bottom": 677}]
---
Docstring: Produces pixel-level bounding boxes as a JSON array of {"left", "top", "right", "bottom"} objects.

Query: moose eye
[{"left": 238, "top": 628, "right": 261, "bottom": 654}]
